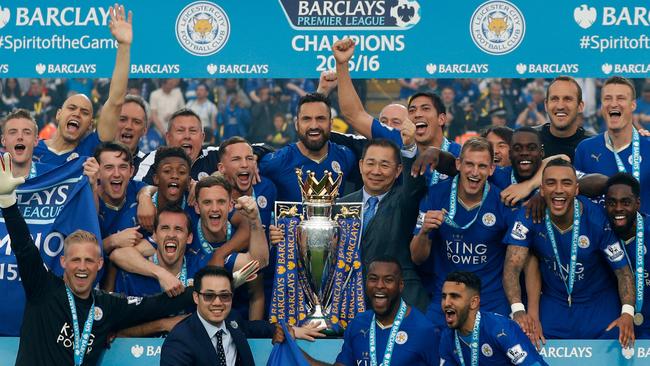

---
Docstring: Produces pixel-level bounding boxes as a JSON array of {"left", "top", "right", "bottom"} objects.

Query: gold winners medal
[{"left": 634, "top": 313, "right": 644, "bottom": 326}]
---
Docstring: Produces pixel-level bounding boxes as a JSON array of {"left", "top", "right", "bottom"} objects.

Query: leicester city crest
[
  {"left": 469, "top": 0, "right": 525, "bottom": 55},
  {"left": 176, "top": 1, "right": 231, "bottom": 56}
]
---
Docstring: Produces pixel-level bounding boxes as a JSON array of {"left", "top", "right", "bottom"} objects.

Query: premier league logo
[
  {"left": 469, "top": 0, "right": 525, "bottom": 55},
  {"left": 176, "top": 1, "right": 231, "bottom": 56}
]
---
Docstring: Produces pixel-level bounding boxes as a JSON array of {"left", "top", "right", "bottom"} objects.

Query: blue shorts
[{"left": 540, "top": 294, "right": 619, "bottom": 339}]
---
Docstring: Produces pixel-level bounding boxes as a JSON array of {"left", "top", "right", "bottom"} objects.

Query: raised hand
[
  {"left": 109, "top": 3, "right": 133, "bottom": 45},
  {"left": 235, "top": 195, "right": 260, "bottom": 222},
  {"left": 0, "top": 153, "right": 25, "bottom": 207},
  {"left": 232, "top": 260, "right": 260, "bottom": 288},
  {"left": 332, "top": 38, "right": 355, "bottom": 65},
  {"left": 317, "top": 70, "right": 338, "bottom": 96}
]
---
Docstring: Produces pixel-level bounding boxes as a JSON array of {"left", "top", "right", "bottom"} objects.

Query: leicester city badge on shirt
[
  {"left": 257, "top": 195, "right": 267, "bottom": 209},
  {"left": 482, "top": 213, "right": 496, "bottom": 227},
  {"left": 395, "top": 331, "right": 408, "bottom": 345},
  {"left": 578, "top": 235, "right": 590, "bottom": 249},
  {"left": 481, "top": 343, "right": 493, "bottom": 357}
]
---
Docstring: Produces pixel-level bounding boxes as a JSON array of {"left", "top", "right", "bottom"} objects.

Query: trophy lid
[{"left": 296, "top": 168, "right": 342, "bottom": 203}]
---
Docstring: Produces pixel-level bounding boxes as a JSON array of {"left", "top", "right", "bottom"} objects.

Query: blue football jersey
[
  {"left": 33, "top": 131, "right": 101, "bottom": 166},
  {"left": 504, "top": 196, "right": 628, "bottom": 305},
  {"left": 98, "top": 180, "right": 146, "bottom": 239},
  {"left": 423, "top": 141, "right": 462, "bottom": 187},
  {"left": 259, "top": 141, "right": 356, "bottom": 202},
  {"left": 574, "top": 133, "right": 650, "bottom": 213},
  {"left": 439, "top": 311, "right": 548, "bottom": 366},
  {"left": 335, "top": 306, "right": 438, "bottom": 366},
  {"left": 416, "top": 180, "right": 515, "bottom": 324}
]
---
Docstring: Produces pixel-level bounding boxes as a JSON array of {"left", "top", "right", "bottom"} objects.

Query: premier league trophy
[{"left": 269, "top": 169, "right": 364, "bottom": 334}]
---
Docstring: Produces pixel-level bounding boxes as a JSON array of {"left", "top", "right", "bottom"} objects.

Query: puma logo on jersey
[{"left": 591, "top": 153, "right": 601, "bottom": 162}]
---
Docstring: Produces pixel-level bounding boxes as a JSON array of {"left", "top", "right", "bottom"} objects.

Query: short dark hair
[
  {"left": 169, "top": 108, "right": 202, "bottom": 130},
  {"left": 194, "top": 265, "right": 233, "bottom": 293},
  {"left": 480, "top": 125, "right": 513, "bottom": 145},
  {"left": 407, "top": 91, "right": 446, "bottom": 117},
  {"left": 542, "top": 157, "right": 575, "bottom": 177},
  {"left": 218, "top": 136, "right": 251, "bottom": 162},
  {"left": 2, "top": 108, "right": 37, "bottom": 134},
  {"left": 93, "top": 141, "right": 133, "bottom": 165},
  {"left": 460, "top": 137, "right": 494, "bottom": 162},
  {"left": 606, "top": 172, "right": 640, "bottom": 198},
  {"left": 361, "top": 138, "right": 401, "bottom": 166},
  {"left": 368, "top": 255, "right": 402, "bottom": 278},
  {"left": 603, "top": 76, "right": 637, "bottom": 100},
  {"left": 195, "top": 173, "right": 232, "bottom": 201},
  {"left": 154, "top": 203, "right": 192, "bottom": 234},
  {"left": 445, "top": 271, "right": 481, "bottom": 293},
  {"left": 513, "top": 126, "right": 542, "bottom": 145},
  {"left": 152, "top": 146, "right": 192, "bottom": 175},
  {"left": 297, "top": 93, "right": 331, "bottom": 118},
  {"left": 546, "top": 76, "right": 583, "bottom": 105},
  {"left": 123, "top": 94, "right": 149, "bottom": 122}
]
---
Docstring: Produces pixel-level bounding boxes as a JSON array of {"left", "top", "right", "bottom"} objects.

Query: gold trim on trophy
[{"left": 296, "top": 168, "right": 342, "bottom": 203}]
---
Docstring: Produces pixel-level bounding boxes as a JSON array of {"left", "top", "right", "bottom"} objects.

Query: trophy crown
[{"left": 296, "top": 168, "right": 342, "bottom": 202}]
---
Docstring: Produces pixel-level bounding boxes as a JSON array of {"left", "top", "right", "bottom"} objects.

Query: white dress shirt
[{"left": 197, "top": 312, "right": 237, "bottom": 366}]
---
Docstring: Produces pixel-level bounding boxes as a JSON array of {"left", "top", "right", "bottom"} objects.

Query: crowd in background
[{"left": 3, "top": 77, "right": 650, "bottom": 151}]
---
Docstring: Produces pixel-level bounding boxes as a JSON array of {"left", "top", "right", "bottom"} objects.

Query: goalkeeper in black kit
[{"left": 0, "top": 151, "right": 194, "bottom": 365}]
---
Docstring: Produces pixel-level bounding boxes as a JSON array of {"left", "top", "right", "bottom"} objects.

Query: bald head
[{"left": 379, "top": 103, "right": 408, "bottom": 129}]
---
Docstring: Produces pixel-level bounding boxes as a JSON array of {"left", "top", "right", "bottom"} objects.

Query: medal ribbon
[
  {"left": 454, "top": 311, "right": 481, "bottom": 366},
  {"left": 610, "top": 128, "right": 641, "bottom": 181},
  {"left": 152, "top": 253, "right": 188, "bottom": 286},
  {"left": 444, "top": 175, "right": 490, "bottom": 230},
  {"left": 370, "top": 299, "right": 407, "bottom": 366},
  {"left": 545, "top": 199, "right": 580, "bottom": 306},
  {"left": 27, "top": 161, "right": 37, "bottom": 179},
  {"left": 152, "top": 192, "right": 187, "bottom": 210},
  {"left": 510, "top": 170, "right": 517, "bottom": 185},
  {"left": 65, "top": 286, "right": 95, "bottom": 366},
  {"left": 622, "top": 212, "right": 645, "bottom": 314},
  {"left": 196, "top": 220, "right": 232, "bottom": 255},
  {"left": 429, "top": 138, "right": 451, "bottom": 186}
]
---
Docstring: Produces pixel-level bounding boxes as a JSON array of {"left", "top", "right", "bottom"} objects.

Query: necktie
[
  {"left": 215, "top": 329, "right": 227, "bottom": 366},
  {"left": 363, "top": 196, "right": 379, "bottom": 230}
]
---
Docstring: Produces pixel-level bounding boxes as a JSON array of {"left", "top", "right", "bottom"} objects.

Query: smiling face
[
  {"left": 98, "top": 150, "right": 133, "bottom": 206},
  {"left": 485, "top": 131, "right": 510, "bottom": 167},
  {"left": 296, "top": 101, "right": 331, "bottom": 152},
  {"left": 56, "top": 94, "right": 94, "bottom": 145},
  {"left": 116, "top": 101, "right": 147, "bottom": 152},
  {"left": 166, "top": 114, "right": 204, "bottom": 162},
  {"left": 193, "top": 275, "right": 233, "bottom": 325},
  {"left": 456, "top": 149, "right": 494, "bottom": 201},
  {"left": 195, "top": 184, "right": 232, "bottom": 237},
  {"left": 541, "top": 165, "right": 579, "bottom": 219},
  {"left": 606, "top": 183, "right": 640, "bottom": 237},
  {"left": 545, "top": 80, "right": 583, "bottom": 132},
  {"left": 510, "top": 131, "right": 543, "bottom": 181},
  {"left": 441, "top": 281, "right": 479, "bottom": 330},
  {"left": 408, "top": 95, "right": 444, "bottom": 146},
  {"left": 153, "top": 156, "right": 190, "bottom": 205},
  {"left": 366, "top": 261, "right": 403, "bottom": 319},
  {"left": 601, "top": 83, "right": 637, "bottom": 134},
  {"left": 154, "top": 211, "right": 192, "bottom": 268},
  {"left": 359, "top": 145, "right": 402, "bottom": 196},
  {"left": 1, "top": 117, "right": 38, "bottom": 165},
  {"left": 218, "top": 142, "right": 255, "bottom": 195},
  {"left": 60, "top": 241, "right": 103, "bottom": 298}
]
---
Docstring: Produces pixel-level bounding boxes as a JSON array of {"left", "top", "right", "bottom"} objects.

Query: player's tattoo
[
  {"left": 503, "top": 245, "right": 529, "bottom": 304},
  {"left": 614, "top": 266, "right": 636, "bottom": 306}
]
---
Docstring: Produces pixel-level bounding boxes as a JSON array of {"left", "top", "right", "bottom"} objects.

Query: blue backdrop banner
[
  {"left": 0, "top": 338, "right": 648, "bottom": 365},
  {"left": 0, "top": 1, "right": 650, "bottom": 77}
]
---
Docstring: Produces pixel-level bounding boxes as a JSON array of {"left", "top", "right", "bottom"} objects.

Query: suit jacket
[
  {"left": 161, "top": 311, "right": 274, "bottom": 366},
  {"left": 339, "top": 156, "right": 430, "bottom": 311}
]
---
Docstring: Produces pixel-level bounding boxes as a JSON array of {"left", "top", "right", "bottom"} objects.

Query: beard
[{"left": 298, "top": 128, "right": 329, "bottom": 152}]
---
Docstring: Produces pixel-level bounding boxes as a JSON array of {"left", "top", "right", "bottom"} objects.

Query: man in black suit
[
  {"left": 338, "top": 139, "right": 430, "bottom": 311},
  {"left": 161, "top": 266, "right": 276, "bottom": 366}
]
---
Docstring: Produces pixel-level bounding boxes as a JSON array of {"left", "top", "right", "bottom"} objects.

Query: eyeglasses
[{"left": 197, "top": 291, "right": 233, "bottom": 303}]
